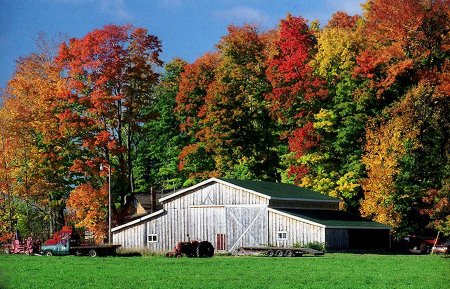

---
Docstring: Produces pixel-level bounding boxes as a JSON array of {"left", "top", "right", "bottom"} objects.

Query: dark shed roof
[
  {"left": 221, "top": 179, "right": 340, "bottom": 201},
  {"left": 277, "top": 209, "right": 390, "bottom": 228},
  {"left": 134, "top": 194, "right": 153, "bottom": 211}
]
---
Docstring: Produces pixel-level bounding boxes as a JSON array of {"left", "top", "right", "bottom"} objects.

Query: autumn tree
[
  {"left": 356, "top": 0, "right": 450, "bottom": 98},
  {"left": 55, "top": 25, "right": 162, "bottom": 214},
  {"left": 361, "top": 84, "right": 449, "bottom": 235},
  {"left": 0, "top": 34, "right": 75, "bottom": 238},
  {"left": 287, "top": 12, "right": 368, "bottom": 212},
  {"left": 358, "top": 0, "right": 450, "bottom": 235},
  {"left": 66, "top": 183, "right": 108, "bottom": 243},
  {"left": 175, "top": 53, "right": 219, "bottom": 183},
  {"left": 265, "top": 15, "right": 328, "bottom": 188}
]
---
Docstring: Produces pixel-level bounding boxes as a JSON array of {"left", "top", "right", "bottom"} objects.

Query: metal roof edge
[
  {"left": 158, "top": 178, "right": 272, "bottom": 203},
  {"left": 111, "top": 209, "right": 165, "bottom": 232},
  {"left": 158, "top": 178, "right": 218, "bottom": 203},
  {"left": 268, "top": 208, "right": 326, "bottom": 228},
  {"left": 270, "top": 197, "right": 341, "bottom": 203},
  {"left": 325, "top": 225, "right": 391, "bottom": 230}
]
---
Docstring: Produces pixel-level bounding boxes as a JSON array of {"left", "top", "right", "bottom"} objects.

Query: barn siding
[
  {"left": 268, "top": 210, "right": 325, "bottom": 247},
  {"left": 114, "top": 181, "right": 270, "bottom": 251}
]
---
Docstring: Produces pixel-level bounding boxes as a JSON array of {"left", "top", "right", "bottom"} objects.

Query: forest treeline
[{"left": 0, "top": 0, "right": 449, "bottom": 242}]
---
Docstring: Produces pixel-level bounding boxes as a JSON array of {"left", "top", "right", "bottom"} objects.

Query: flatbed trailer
[
  {"left": 70, "top": 244, "right": 121, "bottom": 257},
  {"left": 238, "top": 246, "right": 324, "bottom": 257}
]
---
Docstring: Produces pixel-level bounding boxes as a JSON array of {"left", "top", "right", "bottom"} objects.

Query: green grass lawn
[{"left": 0, "top": 253, "right": 448, "bottom": 289}]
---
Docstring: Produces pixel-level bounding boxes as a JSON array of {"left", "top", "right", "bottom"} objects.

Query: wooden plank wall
[{"left": 268, "top": 210, "right": 325, "bottom": 247}]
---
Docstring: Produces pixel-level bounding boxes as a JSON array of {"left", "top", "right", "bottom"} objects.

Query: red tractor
[
  {"left": 3, "top": 234, "right": 40, "bottom": 255},
  {"left": 166, "top": 240, "right": 214, "bottom": 258}
]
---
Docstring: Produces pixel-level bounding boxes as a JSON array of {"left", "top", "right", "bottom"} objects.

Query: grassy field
[{"left": 0, "top": 253, "right": 448, "bottom": 289}]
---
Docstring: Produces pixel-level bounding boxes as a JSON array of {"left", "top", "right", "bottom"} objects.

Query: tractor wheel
[
  {"left": 284, "top": 250, "right": 294, "bottom": 257},
  {"left": 267, "top": 249, "right": 275, "bottom": 257},
  {"left": 45, "top": 250, "right": 53, "bottom": 256},
  {"left": 88, "top": 249, "right": 98, "bottom": 257},
  {"left": 196, "top": 241, "right": 214, "bottom": 258},
  {"left": 175, "top": 253, "right": 183, "bottom": 258},
  {"left": 275, "top": 250, "right": 284, "bottom": 257}
]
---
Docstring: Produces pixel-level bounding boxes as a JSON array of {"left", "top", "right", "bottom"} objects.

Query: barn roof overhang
[
  {"left": 158, "top": 178, "right": 341, "bottom": 204},
  {"left": 270, "top": 208, "right": 391, "bottom": 230},
  {"left": 111, "top": 209, "right": 165, "bottom": 232}
]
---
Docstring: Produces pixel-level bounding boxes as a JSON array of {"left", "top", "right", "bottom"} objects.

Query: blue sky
[{"left": 0, "top": 0, "right": 365, "bottom": 89}]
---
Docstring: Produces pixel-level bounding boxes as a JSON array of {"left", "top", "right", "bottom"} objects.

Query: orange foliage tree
[
  {"left": 66, "top": 183, "right": 108, "bottom": 243},
  {"left": 0, "top": 46, "right": 71, "bottom": 236}
]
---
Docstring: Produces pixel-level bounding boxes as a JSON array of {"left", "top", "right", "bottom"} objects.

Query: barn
[{"left": 112, "top": 178, "right": 390, "bottom": 252}]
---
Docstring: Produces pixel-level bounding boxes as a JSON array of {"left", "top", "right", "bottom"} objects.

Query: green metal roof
[
  {"left": 277, "top": 209, "right": 390, "bottom": 229},
  {"left": 221, "top": 179, "right": 340, "bottom": 201}
]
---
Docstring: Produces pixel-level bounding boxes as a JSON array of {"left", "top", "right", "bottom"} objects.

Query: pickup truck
[
  {"left": 40, "top": 239, "right": 120, "bottom": 257},
  {"left": 40, "top": 226, "right": 120, "bottom": 257}
]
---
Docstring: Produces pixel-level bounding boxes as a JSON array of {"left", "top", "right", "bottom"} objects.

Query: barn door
[
  {"left": 226, "top": 206, "right": 267, "bottom": 252},
  {"left": 189, "top": 207, "right": 226, "bottom": 243}
]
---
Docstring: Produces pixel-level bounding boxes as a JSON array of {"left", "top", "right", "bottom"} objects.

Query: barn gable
[{"left": 112, "top": 178, "right": 390, "bottom": 252}]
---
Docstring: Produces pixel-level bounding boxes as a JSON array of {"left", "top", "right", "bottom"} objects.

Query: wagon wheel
[
  {"left": 88, "top": 249, "right": 97, "bottom": 257},
  {"left": 196, "top": 241, "right": 214, "bottom": 258},
  {"left": 275, "top": 250, "right": 284, "bottom": 257},
  {"left": 45, "top": 250, "right": 53, "bottom": 256},
  {"left": 284, "top": 250, "right": 294, "bottom": 257},
  {"left": 266, "top": 249, "right": 275, "bottom": 257}
]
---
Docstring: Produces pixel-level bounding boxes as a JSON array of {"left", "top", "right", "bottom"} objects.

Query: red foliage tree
[{"left": 56, "top": 25, "right": 162, "bottom": 208}]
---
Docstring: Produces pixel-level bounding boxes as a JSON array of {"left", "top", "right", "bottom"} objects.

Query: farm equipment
[
  {"left": 166, "top": 240, "right": 214, "bottom": 258},
  {"left": 40, "top": 226, "right": 120, "bottom": 257},
  {"left": 238, "top": 246, "right": 324, "bottom": 257},
  {"left": 3, "top": 234, "right": 40, "bottom": 255}
]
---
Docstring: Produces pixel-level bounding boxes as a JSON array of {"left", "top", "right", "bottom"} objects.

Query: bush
[{"left": 292, "top": 241, "right": 327, "bottom": 251}]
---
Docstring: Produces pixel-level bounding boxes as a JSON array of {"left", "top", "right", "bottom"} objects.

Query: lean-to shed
[{"left": 112, "top": 178, "right": 390, "bottom": 251}]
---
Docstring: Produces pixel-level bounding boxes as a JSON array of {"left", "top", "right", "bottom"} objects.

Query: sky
[{"left": 0, "top": 0, "right": 365, "bottom": 90}]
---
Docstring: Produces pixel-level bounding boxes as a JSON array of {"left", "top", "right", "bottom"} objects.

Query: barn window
[
  {"left": 147, "top": 234, "right": 158, "bottom": 243},
  {"left": 277, "top": 231, "right": 287, "bottom": 240}
]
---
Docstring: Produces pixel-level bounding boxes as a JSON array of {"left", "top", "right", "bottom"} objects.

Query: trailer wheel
[
  {"left": 285, "top": 250, "right": 294, "bottom": 257},
  {"left": 267, "top": 249, "right": 275, "bottom": 257},
  {"left": 196, "top": 241, "right": 214, "bottom": 257},
  {"left": 45, "top": 250, "right": 53, "bottom": 256},
  {"left": 275, "top": 250, "right": 284, "bottom": 257},
  {"left": 88, "top": 249, "right": 97, "bottom": 257}
]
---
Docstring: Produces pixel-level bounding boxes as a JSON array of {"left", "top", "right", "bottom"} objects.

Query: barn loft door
[{"left": 226, "top": 206, "right": 267, "bottom": 252}]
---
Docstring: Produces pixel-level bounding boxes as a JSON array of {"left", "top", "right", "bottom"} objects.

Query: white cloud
[
  {"left": 214, "top": 6, "right": 271, "bottom": 27},
  {"left": 99, "top": 0, "right": 133, "bottom": 22},
  {"left": 48, "top": 0, "right": 133, "bottom": 21}
]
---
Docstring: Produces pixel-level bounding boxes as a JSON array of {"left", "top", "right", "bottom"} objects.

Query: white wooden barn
[{"left": 112, "top": 178, "right": 390, "bottom": 252}]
